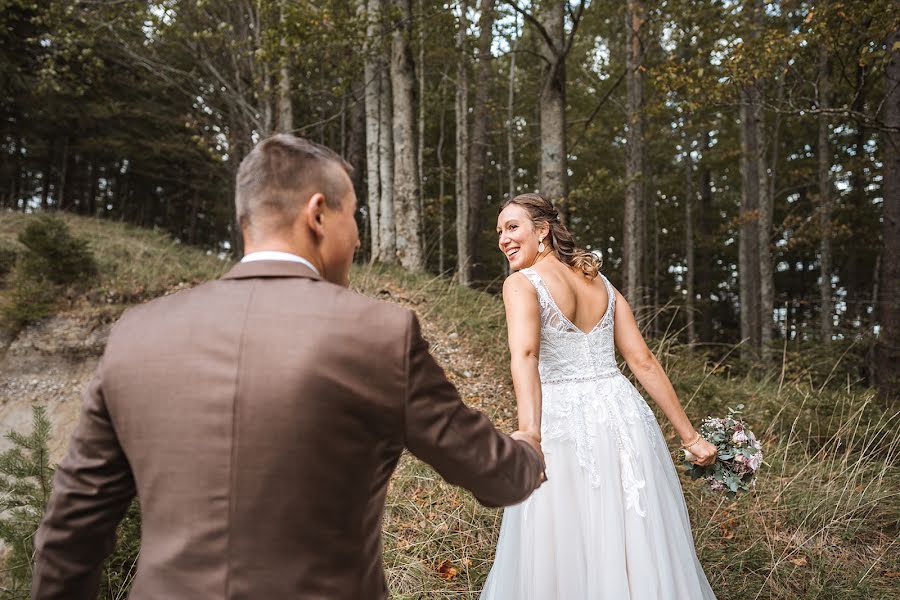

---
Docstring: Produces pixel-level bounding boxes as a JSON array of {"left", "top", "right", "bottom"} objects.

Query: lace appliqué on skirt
[{"left": 542, "top": 376, "right": 659, "bottom": 517}]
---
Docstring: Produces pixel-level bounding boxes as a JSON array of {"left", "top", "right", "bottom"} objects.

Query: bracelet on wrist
[{"left": 680, "top": 433, "right": 702, "bottom": 450}]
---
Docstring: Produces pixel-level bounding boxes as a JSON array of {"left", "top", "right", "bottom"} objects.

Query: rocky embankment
[{"left": 0, "top": 314, "right": 111, "bottom": 462}]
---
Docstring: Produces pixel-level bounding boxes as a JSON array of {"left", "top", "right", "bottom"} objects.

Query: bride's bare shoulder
[{"left": 502, "top": 271, "right": 537, "bottom": 301}]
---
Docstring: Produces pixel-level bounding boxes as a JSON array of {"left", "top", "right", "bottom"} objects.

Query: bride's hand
[
  {"left": 682, "top": 433, "right": 717, "bottom": 466},
  {"left": 511, "top": 430, "right": 546, "bottom": 483},
  {"left": 511, "top": 430, "right": 543, "bottom": 461}
]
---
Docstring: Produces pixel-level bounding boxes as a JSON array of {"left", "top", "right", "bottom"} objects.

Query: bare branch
[
  {"left": 570, "top": 68, "right": 626, "bottom": 153},
  {"left": 563, "top": 0, "right": 587, "bottom": 58},
  {"left": 503, "top": 0, "right": 557, "bottom": 55}
]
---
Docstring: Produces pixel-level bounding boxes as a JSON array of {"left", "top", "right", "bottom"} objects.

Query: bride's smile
[{"left": 497, "top": 203, "right": 550, "bottom": 271}]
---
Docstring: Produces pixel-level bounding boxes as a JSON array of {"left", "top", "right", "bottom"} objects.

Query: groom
[{"left": 31, "top": 134, "right": 545, "bottom": 599}]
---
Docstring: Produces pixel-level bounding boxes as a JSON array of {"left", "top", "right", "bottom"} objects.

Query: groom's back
[{"left": 102, "top": 262, "right": 410, "bottom": 599}]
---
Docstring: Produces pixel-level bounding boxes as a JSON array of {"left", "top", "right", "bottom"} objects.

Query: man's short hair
[{"left": 235, "top": 134, "right": 353, "bottom": 235}]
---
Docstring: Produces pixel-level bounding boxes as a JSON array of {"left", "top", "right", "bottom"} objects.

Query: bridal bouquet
[{"left": 683, "top": 404, "right": 762, "bottom": 497}]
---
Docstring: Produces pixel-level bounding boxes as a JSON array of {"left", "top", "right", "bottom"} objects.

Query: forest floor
[{"left": 1, "top": 213, "right": 898, "bottom": 599}]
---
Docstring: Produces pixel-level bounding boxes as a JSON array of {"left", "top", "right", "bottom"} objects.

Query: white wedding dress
[{"left": 480, "top": 269, "right": 716, "bottom": 600}]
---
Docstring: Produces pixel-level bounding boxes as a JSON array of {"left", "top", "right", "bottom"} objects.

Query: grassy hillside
[
  {"left": 1, "top": 213, "right": 898, "bottom": 599},
  {"left": 358, "top": 266, "right": 900, "bottom": 600},
  {"left": 0, "top": 212, "right": 228, "bottom": 312}
]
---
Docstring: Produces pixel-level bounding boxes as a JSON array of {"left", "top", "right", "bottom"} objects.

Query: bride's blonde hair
[{"left": 500, "top": 193, "right": 602, "bottom": 280}]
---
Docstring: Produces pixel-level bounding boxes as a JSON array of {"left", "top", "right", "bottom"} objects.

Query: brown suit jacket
[{"left": 31, "top": 260, "right": 544, "bottom": 599}]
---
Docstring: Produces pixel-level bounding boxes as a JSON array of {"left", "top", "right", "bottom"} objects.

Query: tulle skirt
[{"left": 480, "top": 373, "right": 717, "bottom": 600}]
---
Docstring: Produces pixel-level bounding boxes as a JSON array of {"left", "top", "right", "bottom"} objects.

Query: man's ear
[{"left": 305, "top": 192, "right": 328, "bottom": 238}]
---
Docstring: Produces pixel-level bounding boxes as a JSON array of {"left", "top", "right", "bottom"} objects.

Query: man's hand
[{"left": 511, "top": 430, "right": 546, "bottom": 484}]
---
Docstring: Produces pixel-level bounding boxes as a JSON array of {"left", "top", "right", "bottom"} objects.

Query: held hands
[
  {"left": 681, "top": 431, "right": 717, "bottom": 467},
  {"left": 511, "top": 430, "right": 547, "bottom": 484}
]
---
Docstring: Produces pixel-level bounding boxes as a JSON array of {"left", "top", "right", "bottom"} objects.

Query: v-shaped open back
[{"left": 519, "top": 268, "right": 615, "bottom": 335}]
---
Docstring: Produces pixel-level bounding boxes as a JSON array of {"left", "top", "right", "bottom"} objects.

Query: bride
[{"left": 481, "top": 193, "right": 718, "bottom": 599}]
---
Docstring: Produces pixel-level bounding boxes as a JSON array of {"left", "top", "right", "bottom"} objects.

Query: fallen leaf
[
  {"left": 789, "top": 557, "right": 808, "bottom": 567},
  {"left": 436, "top": 559, "right": 458, "bottom": 580}
]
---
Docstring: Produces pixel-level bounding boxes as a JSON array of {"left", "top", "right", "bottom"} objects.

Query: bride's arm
[
  {"left": 503, "top": 273, "right": 543, "bottom": 439},
  {"left": 610, "top": 287, "right": 715, "bottom": 461}
]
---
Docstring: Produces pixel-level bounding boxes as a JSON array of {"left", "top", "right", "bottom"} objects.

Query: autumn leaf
[
  {"left": 435, "top": 559, "right": 459, "bottom": 581},
  {"left": 789, "top": 557, "right": 808, "bottom": 567}
]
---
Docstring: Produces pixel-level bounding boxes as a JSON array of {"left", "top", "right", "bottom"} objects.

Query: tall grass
[
  {"left": 0, "top": 217, "right": 894, "bottom": 598},
  {"left": 354, "top": 264, "right": 900, "bottom": 599},
  {"left": 0, "top": 212, "right": 228, "bottom": 311}
]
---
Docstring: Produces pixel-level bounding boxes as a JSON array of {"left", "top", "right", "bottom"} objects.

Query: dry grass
[
  {"left": 353, "top": 264, "right": 900, "bottom": 600},
  {"left": 1, "top": 214, "right": 895, "bottom": 598},
  {"left": 0, "top": 212, "right": 229, "bottom": 311}
]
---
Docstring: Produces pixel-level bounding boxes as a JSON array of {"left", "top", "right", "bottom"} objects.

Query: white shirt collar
[{"left": 240, "top": 251, "right": 320, "bottom": 276}]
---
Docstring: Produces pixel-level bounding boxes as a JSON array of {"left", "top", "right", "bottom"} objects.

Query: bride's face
[{"left": 497, "top": 204, "right": 546, "bottom": 271}]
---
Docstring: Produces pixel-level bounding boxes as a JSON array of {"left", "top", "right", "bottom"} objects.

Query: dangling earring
[{"left": 538, "top": 238, "right": 545, "bottom": 253}]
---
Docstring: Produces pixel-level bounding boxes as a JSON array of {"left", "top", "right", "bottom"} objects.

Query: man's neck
[{"left": 242, "top": 241, "right": 323, "bottom": 275}]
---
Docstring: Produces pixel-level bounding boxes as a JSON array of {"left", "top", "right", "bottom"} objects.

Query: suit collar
[{"left": 220, "top": 260, "right": 322, "bottom": 281}]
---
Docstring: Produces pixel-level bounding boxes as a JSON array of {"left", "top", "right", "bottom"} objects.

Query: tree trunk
[
  {"left": 624, "top": 0, "right": 645, "bottom": 306},
  {"left": 417, "top": 0, "right": 426, "bottom": 258},
  {"left": 262, "top": 61, "right": 274, "bottom": 136},
  {"left": 360, "top": 0, "right": 383, "bottom": 261},
  {"left": 507, "top": 29, "right": 518, "bottom": 199},
  {"left": 757, "top": 101, "right": 774, "bottom": 360},
  {"left": 347, "top": 80, "right": 367, "bottom": 197},
  {"left": 390, "top": 0, "right": 423, "bottom": 270},
  {"left": 817, "top": 42, "right": 834, "bottom": 343},
  {"left": 875, "top": 27, "right": 900, "bottom": 398},
  {"left": 741, "top": 0, "right": 768, "bottom": 358},
  {"left": 41, "top": 139, "right": 54, "bottom": 211},
  {"left": 3, "top": 138, "right": 16, "bottom": 209},
  {"left": 466, "top": 0, "right": 496, "bottom": 285},
  {"left": 438, "top": 94, "right": 447, "bottom": 274},
  {"left": 455, "top": 0, "right": 471, "bottom": 283},
  {"left": 87, "top": 161, "right": 98, "bottom": 216},
  {"left": 845, "top": 59, "right": 869, "bottom": 326},
  {"left": 277, "top": 3, "right": 293, "bottom": 132},
  {"left": 684, "top": 133, "right": 696, "bottom": 346},
  {"left": 57, "top": 137, "right": 69, "bottom": 211},
  {"left": 698, "top": 131, "right": 714, "bottom": 342},
  {"left": 377, "top": 6, "right": 396, "bottom": 264},
  {"left": 189, "top": 188, "right": 200, "bottom": 244},
  {"left": 538, "top": 1, "right": 567, "bottom": 221},
  {"left": 739, "top": 83, "right": 763, "bottom": 357}
]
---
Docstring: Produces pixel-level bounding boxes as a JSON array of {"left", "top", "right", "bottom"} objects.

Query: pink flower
[
  {"left": 748, "top": 454, "right": 762, "bottom": 471},
  {"left": 732, "top": 430, "right": 748, "bottom": 445},
  {"left": 734, "top": 453, "right": 747, "bottom": 464}
]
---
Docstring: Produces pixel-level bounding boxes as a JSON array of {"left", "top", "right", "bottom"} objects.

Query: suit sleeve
[
  {"left": 402, "top": 312, "right": 544, "bottom": 507},
  {"left": 31, "top": 361, "right": 136, "bottom": 600}
]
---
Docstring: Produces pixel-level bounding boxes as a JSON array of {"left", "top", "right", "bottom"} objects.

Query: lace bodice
[
  {"left": 519, "top": 268, "right": 659, "bottom": 516},
  {"left": 518, "top": 268, "right": 619, "bottom": 384}
]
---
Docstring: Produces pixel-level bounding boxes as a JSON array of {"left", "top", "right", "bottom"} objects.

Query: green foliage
[
  {"left": 98, "top": 500, "right": 142, "bottom": 599},
  {"left": 0, "top": 406, "right": 54, "bottom": 594},
  {"left": 0, "top": 407, "right": 142, "bottom": 599},
  {"left": 0, "top": 244, "right": 17, "bottom": 279},
  {"left": 0, "top": 268, "right": 58, "bottom": 327},
  {"left": 0, "top": 216, "right": 98, "bottom": 328},
  {"left": 0, "top": 213, "right": 229, "bottom": 328},
  {"left": 17, "top": 216, "right": 96, "bottom": 285}
]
